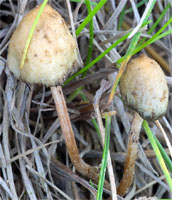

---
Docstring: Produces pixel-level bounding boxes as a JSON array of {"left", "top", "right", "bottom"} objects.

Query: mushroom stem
[
  {"left": 117, "top": 112, "right": 143, "bottom": 196},
  {"left": 51, "top": 86, "right": 98, "bottom": 179}
]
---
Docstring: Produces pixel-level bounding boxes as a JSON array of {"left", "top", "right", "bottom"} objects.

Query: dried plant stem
[
  {"left": 117, "top": 112, "right": 143, "bottom": 196},
  {"left": 3, "top": 100, "right": 18, "bottom": 200},
  {"left": 155, "top": 120, "right": 172, "bottom": 159},
  {"left": 51, "top": 86, "right": 98, "bottom": 179}
]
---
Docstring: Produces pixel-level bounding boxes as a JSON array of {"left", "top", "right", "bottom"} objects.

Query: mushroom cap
[
  {"left": 7, "top": 4, "right": 78, "bottom": 86},
  {"left": 120, "top": 54, "right": 168, "bottom": 120}
]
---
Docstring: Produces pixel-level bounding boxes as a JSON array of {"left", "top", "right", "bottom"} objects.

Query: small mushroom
[
  {"left": 117, "top": 54, "right": 169, "bottom": 196},
  {"left": 8, "top": 4, "right": 78, "bottom": 86},
  {"left": 7, "top": 4, "right": 98, "bottom": 180}
]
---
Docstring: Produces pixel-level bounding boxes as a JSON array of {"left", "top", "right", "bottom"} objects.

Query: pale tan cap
[
  {"left": 120, "top": 54, "right": 168, "bottom": 120},
  {"left": 7, "top": 4, "right": 78, "bottom": 86}
]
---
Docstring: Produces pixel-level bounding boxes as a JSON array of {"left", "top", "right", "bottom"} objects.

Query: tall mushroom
[
  {"left": 117, "top": 54, "right": 169, "bottom": 196},
  {"left": 7, "top": 4, "right": 98, "bottom": 180}
]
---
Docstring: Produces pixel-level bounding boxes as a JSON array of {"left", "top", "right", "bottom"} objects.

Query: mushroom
[
  {"left": 117, "top": 54, "right": 169, "bottom": 196},
  {"left": 7, "top": 4, "right": 98, "bottom": 180}
]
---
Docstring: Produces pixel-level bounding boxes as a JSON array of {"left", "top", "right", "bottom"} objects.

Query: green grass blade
[
  {"left": 83, "top": 0, "right": 94, "bottom": 76},
  {"left": 142, "top": 0, "right": 156, "bottom": 25},
  {"left": 122, "top": 32, "right": 141, "bottom": 59},
  {"left": 143, "top": 121, "right": 172, "bottom": 192},
  {"left": 118, "top": 5, "right": 126, "bottom": 30},
  {"left": 135, "top": 16, "right": 172, "bottom": 52},
  {"left": 92, "top": 119, "right": 101, "bottom": 140},
  {"left": 125, "top": 0, "right": 148, "bottom": 14},
  {"left": 20, "top": 0, "right": 48, "bottom": 69},
  {"left": 70, "top": 0, "right": 97, "bottom": 6},
  {"left": 96, "top": 115, "right": 111, "bottom": 200},
  {"left": 154, "top": 136, "right": 172, "bottom": 172},
  {"left": 132, "top": 29, "right": 172, "bottom": 58},
  {"left": 67, "top": 87, "right": 87, "bottom": 102},
  {"left": 139, "top": 3, "right": 171, "bottom": 45},
  {"left": 117, "top": 17, "right": 172, "bottom": 66},
  {"left": 76, "top": 0, "right": 107, "bottom": 37}
]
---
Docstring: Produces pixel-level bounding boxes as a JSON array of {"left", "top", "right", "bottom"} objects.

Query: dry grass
[{"left": 0, "top": 0, "right": 172, "bottom": 199}]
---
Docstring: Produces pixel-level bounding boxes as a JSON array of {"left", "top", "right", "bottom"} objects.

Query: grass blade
[
  {"left": 154, "top": 136, "right": 172, "bottom": 172},
  {"left": 76, "top": 0, "right": 107, "bottom": 37},
  {"left": 96, "top": 115, "right": 111, "bottom": 200},
  {"left": 143, "top": 121, "right": 172, "bottom": 192},
  {"left": 20, "top": 0, "right": 48, "bottom": 69}
]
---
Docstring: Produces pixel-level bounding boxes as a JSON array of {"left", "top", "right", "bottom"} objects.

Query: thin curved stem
[
  {"left": 117, "top": 112, "right": 143, "bottom": 196},
  {"left": 51, "top": 86, "right": 99, "bottom": 180}
]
